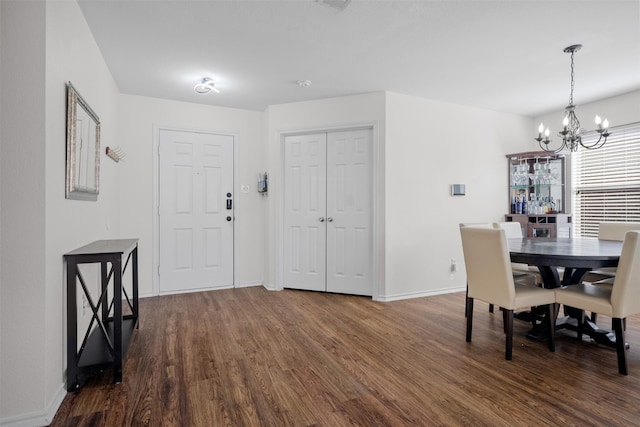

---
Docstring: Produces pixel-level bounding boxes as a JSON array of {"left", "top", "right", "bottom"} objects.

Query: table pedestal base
[{"left": 523, "top": 315, "right": 628, "bottom": 350}]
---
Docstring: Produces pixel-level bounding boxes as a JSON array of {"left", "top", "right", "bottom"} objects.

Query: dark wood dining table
[{"left": 507, "top": 237, "right": 624, "bottom": 346}]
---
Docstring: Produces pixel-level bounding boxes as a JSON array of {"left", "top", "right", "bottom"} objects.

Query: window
[{"left": 572, "top": 122, "right": 640, "bottom": 237}]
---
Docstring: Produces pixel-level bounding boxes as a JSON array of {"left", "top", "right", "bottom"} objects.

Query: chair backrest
[
  {"left": 599, "top": 221, "right": 640, "bottom": 241},
  {"left": 611, "top": 231, "right": 640, "bottom": 318},
  {"left": 459, "top": 222, "right": 492, "bottom": 229},
  {"left": 493, "top": 222, "right": 524, "bottom": 239},
  {"left": 460, "top": 227, "right": 516, "bottom": 309}
]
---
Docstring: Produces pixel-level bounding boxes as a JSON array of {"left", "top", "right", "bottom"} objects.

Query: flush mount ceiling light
[
  {"left": 194, "top": 77, "right": 220, "bottom": 95},
  {"left": 535, "top": 44, "right": 611, "bottom": 152},
  {"left": 297, "top": 80, "right": 312, "bottom": 88}
]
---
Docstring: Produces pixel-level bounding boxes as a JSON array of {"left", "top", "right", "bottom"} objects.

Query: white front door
[
  {"left": 283, "top": 129, "right": 372, "bottom": 296},
  {"left": 159, "top": 129, "right": 234, "bottom": 294},
  {"left": 283, "top": 133, "right": 327, "bottom": 292}
]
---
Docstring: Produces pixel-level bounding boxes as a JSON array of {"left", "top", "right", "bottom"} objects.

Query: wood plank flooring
[{"left": 50, "top": 287, "right": 640, "bottom": 426}]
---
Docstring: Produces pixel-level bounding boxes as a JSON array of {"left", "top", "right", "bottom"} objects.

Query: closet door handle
[
  {"left": 319, "top": 217, "right": 325, "bottom": 222},
  {"left": 327, "top": 217, "right": 334, "bottom": 222}
]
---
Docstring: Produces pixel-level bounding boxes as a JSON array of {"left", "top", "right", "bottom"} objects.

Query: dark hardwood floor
[{"left": 51, "top": 287, "right": 640, "bottom": 426}]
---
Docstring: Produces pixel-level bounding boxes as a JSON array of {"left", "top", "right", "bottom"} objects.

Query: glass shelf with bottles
[{"left": 509, "top": 153, "right": 566, "bottom": 215}]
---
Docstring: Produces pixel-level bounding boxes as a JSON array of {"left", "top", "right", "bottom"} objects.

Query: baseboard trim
[
  {"left": 0, "top": 410, "right": 48, "bottom": 427},
  {"left": 262, "top": 282, "right": 278, "bottom": 291},
  {"left": 0, "top": 383, "right": 66, "bottom": 427},
  {"left": 157, "top": 284, "right": 234, "bottom": 297},
  {"left": 142, "top": 282, "right": 267, "bottom": 298},
  {"left": 376, "top": 286, "right": 465, "bottom": 302},
  {"left": 235, "top": 281, "right": 263, "bottom": 289}
]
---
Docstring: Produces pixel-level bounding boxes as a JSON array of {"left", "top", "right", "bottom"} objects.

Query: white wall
[
  {"left": 117, "top": 95, "right": 265, "bottom": 296},
  {"left": 383, "top": 92, "right": 535, "bottom": 300},
  {"left": 263, "top": 93, "right": 386, "bottom": 294},
  {"left": 1, "top": 0, "right": 121, "bottom": 424},
  {"left": 0, "top": 0, "right": 48, "bottom": 421},
  {"left": 44, "top": 1, "right": 122, "bottom": 421}
]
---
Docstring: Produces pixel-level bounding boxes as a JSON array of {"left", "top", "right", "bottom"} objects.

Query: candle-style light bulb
[
  {"left": 595, "top": 115, "right": 602, "bottom": 125},
  {"left": 538, "top": 123, "right": 544, "bottom": 133},
  {"left": 603, "top": 119, "right": 609, "bottom": 129},
  {"left": 563, "top": 116, "right": 569, "bottom": 128},
  {"left": 544, "top": 128, "right": 550, "bottom": 137}
]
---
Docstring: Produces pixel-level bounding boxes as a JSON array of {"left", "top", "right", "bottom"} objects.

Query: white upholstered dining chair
[
  {"left": 582, "top": 221, "right": 640, "bottom": 284},
  {"left": 460, "top": 227, "right": 556, "bottom": 360},
  {"left": 581, "top": 222, "right": 640, "bottom": 325},
  {"left": 461, "top": 222, "right": 539, "bottom": 314},
  {"left": 600, "top": 221, "right": 640, "bottom": 241},
  {"left": 554, "top": 230, "right": 640, "bottom": 375},
  {"left": 493, "top": 222, "right": 541, "bottom": 287}
]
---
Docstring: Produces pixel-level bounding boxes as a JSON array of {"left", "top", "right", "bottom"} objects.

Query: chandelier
[{"left": 535, "top": 44, "right": 611, "bottom": 152}]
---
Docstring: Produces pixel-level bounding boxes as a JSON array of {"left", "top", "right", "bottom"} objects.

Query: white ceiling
[{"left": 77, "top": 0, "right": 640, "bottom": 117}]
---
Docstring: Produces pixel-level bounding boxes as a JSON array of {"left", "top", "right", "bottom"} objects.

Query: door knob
[
  {"left": 319, "top": 217, "right": 325, "bottom": 222},
  {"left": 226, "top": 216, "right": 232, "bottom": 222},
  {"left": 327, "top": 217, "right": 334, "bottom": 222}
]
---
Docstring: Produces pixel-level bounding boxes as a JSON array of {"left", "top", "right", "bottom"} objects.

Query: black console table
[{"left": 64, "top": 239, "right": 139, "bottom": 391}]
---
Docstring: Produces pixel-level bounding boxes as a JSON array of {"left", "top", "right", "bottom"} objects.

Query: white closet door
[
  {"left": 283, "top": 129, "right": 373, "bottom": 296},
  {"left": 283, "top": 133, "right": 327, "bottom": 292},
  {"left": 326, "top": 129, "right": 372, "bottom": 296},
  {"left": 159, "top": 129, "right": 234, "bottom": 294}
]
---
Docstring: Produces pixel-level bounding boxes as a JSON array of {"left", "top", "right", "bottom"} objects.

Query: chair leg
[
  {"left": 489, "top": 303, "right": 494, "bottom": 313},
  {"left": 502, "top": 308, "right": 508, "bottom": 334},
  {"left": 505, "top": 309, "right": 514, "bottom": 360},
  {"left": 547, "top": 303, "right": 557, "bottom": 352},
  {"left": 465, "top": 285, "right": 468, "bottom": 318},
  {"left": 613, "top": 317, "right": 628, "bottom": 331},
  {"left": 466, "top": 297, "right": 474, "bottom": 342},
  {"left": 613, "top": 318, "right": 628, "bottom": 375},
  {"left": 591, "top": 312, "right": 598, "bottom": 323}
]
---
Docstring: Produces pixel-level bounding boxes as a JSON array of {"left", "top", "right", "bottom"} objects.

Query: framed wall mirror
[{"left": 66, "top": 82, "right": 100, "bottom": 201}]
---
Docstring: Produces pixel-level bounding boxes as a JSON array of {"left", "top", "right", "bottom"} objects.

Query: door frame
[
  {"left": 152, "top": 125, "right": 239, "bottom": 296},
  {"left": 276, "top": 123, "right": 383, "bottom": 300}
]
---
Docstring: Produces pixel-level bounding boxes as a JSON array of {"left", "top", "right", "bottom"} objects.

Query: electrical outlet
[{"left": 450, "top": 258, "right": 457, "bottom": 273}]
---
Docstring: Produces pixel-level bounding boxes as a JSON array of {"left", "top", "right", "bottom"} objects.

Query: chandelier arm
[
  {"left": 538, "top": 139, "right": 567, "bottom": 153},
  {"left": 580, "top": 133, "right": 608, "bottom": 150}
]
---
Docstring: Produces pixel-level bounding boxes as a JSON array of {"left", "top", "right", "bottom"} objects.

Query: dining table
[{"left": 507, "top": 237, "right": 624, "bottom": 346}]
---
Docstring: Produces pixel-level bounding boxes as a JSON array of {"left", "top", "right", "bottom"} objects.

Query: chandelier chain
[{"left": 569, "top": 50, "right": 575, "bottom": 106}]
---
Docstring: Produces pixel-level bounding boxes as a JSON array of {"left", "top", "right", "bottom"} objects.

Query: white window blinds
[{"left": 572, "top": 122, "right": 640, "bottom": 237}]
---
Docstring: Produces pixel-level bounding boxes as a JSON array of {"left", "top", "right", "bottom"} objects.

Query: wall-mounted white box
[{"left": 451, "top": 184, "right": 465, "bottom": 196}]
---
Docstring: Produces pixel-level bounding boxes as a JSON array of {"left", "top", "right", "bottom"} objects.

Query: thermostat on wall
[{"left": 451, "top": 184, "right": 466, "bottom": 196}]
